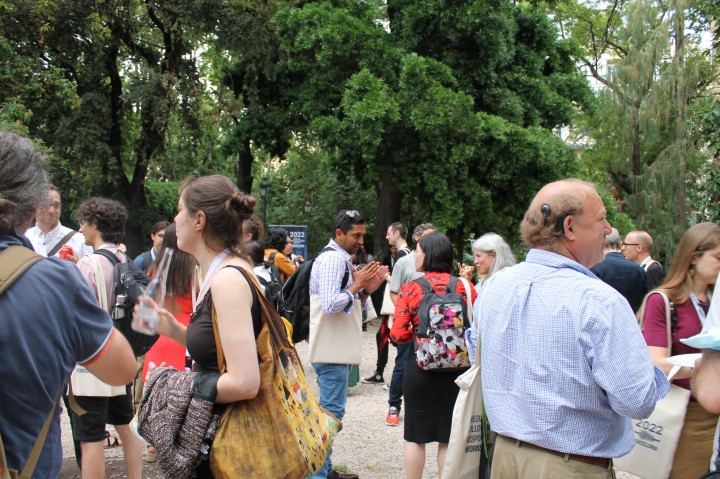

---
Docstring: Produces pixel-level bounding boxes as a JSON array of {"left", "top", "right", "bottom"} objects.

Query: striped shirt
[
  {"left": 309, "top": 240, "right": 355, "bottom": 315},
  {"left": 480, "top": 249, "right": 669, "bottom": 458}
]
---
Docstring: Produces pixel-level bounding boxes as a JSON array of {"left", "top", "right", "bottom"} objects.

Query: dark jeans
[
  {"left": 388, "top": 341, "right": 412, "bottom": 410},
  {"left": 375, "top": 316, "right": 390, "bottom": 375}
]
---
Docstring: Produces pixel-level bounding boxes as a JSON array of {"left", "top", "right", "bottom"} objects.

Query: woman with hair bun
[{"left": 147, "top": 174, "right": 263, "bottom": 477}]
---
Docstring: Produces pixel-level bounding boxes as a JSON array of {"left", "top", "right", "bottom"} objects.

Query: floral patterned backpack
[{"left": 413, "top": 276, "right": 473, "bottom": 371}]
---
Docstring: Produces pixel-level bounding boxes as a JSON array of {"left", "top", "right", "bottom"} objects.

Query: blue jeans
[
  {"left": 388, "top": 342, "right": 412, "bottom": 409},
  {"left": 311, "top": 362, "right": 350, "bottom": 479}
]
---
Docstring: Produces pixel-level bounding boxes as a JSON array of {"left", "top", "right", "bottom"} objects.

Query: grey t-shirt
[{"left": 389, "top": 251, "right": 423, "bottom": 293}]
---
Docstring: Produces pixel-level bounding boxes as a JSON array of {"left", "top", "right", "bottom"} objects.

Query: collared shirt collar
[
  {"left": 327, "top": 239, "right": 352, "bottom": 262},
  {"left": 639, "top": 256, "right": 654, "bottom": 268},
  {"left": 525, "top": 248, "right": 597, "bottom": 279},
  {"left": 37, "top": 222, "right": 65, "bottom": 241}
]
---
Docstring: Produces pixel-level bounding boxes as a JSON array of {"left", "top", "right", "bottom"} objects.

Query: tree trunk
[
  {"left": 631, "top": 107, "right": 642, "bottom": 176},
  {"left": 237, "top": 137, "right": 254, "bottom": 194},
  {"left": 373, "top": 162, "right": 402, "bottom": 257},
  {"left": 674, "top": 0, "right": 687, "bottom": 227}
]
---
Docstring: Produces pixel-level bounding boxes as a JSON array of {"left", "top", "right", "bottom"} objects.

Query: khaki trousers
[
  {"left": 669, "top": 401, "right": 719, "bottom": 479},
  {"left": 491, "top": 434, "right": 615, "bottom": 479}
]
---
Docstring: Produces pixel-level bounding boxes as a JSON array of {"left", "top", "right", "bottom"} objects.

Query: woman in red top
[
  {"left": 142, "top": 224, "right": 197, "bottom": 380},
  {"left": 642, "top": 222, "right": 720, "bottom": 478},
  {"left": 390, "top": 232, "right": 477, "bottom": 479}
]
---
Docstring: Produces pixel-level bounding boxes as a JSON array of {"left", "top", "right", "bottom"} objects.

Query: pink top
[{"left": 642, "top": 292, "right": 707, "bottom": 391}]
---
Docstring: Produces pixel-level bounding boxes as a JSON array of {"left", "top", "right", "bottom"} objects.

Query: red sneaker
[{"left": 386, "top": 406, "right": 400, "bottom": 426}]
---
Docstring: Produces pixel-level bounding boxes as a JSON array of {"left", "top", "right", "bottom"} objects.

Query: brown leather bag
[{"left": 208, "top": 268, "right": 341, "bottom": 479}]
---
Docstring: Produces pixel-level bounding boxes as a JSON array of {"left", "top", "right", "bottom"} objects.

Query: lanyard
[
  {"left": 689, "top": 291, "right": 710, "bottom": 327},
  {"left": 195, "top": 249, "right": 231, "bottom": 309}
]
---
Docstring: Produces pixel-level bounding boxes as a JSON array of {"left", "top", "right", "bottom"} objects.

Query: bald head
[
  {"left": 521, "top": 179, "right": 596, "bottom": 250},
  {"left": 622, "top": 230, "right": 654, "bottom": 263},
  {"left": 521, "top": 178, "right": 610, "bottom": 268}
]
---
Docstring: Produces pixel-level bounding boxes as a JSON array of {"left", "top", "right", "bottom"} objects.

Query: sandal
[{"left": 103, "top": 430, "right": 121, "bottom": 448}]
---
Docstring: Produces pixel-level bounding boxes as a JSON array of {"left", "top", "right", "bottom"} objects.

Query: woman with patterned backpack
[{"left": 390, "top": 231, "right": 477, "bottom": 479}]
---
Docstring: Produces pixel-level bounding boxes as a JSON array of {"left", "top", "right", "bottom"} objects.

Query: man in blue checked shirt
[
  {"left": 479, "top": 178, "right": 669, "bottom": 478},
  {"left": 308, "top": 209, "right": 388, "bottom": 479}
]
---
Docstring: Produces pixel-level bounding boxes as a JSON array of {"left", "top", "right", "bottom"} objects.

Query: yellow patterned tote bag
[{"left": 209, "top": 268, "right": 341, "bottom": 479}]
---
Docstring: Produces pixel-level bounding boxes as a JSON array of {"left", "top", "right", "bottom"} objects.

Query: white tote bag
[
  {"left": 308, "top": 296, "right": 363, "bottom": 365},
  {"left": 442, "top": 277, "right": 490, "bottom": 479},
  {"left": 380, "top": 282, "right": 395, "bottom": 316},
  {"left": 70, "top": 255, "right": 126, "bottom": 397},
  {"left": 615, "top": 291, "right": 691, "bottom": 479}
]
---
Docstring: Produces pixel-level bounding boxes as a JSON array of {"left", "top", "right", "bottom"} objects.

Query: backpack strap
[
  {"left": 266, "top": 252, "right": 283, "bottom": 284},
  {"left": 93, "top": 248, "right": 121, "bottom": 266},
  {"left": 318, "top": 247, "right": 351, "bottom": 289},
  {"left": 0, "top": 246, "right": 43, "bottom": 296},
  {"left": 414, "top": 276, "right": 432, "bottom": 295},
  {"left": 46, "top": 230, "right": 77, "bottom": 257}
]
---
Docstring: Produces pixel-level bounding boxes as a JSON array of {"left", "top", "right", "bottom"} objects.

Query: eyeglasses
[{"left": 623, "top": 243, "right": 641, "bottom": 247}]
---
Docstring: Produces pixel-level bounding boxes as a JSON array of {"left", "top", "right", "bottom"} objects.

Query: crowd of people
[{"left": 2, "top": 129, "right": 720, "bottom": 479}]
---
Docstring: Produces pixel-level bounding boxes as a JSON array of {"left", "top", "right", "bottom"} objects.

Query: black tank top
[{"left": 186, "top": 266, "right": 262, "bottom": 373}]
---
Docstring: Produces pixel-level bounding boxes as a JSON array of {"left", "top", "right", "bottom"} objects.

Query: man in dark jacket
[{"left": 591, "top": 228, "right": 648, "bottom": 312}]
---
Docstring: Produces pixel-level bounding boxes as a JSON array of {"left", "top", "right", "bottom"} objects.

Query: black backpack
[
  {"left": 280, "top": 247, "right": 349, "bottom": 344},
  {"left": 257, "top": 252, "right": 283, "bottom": 311},
  {"left": 94, "top": 249, "right": 158, "bottom": 357},
  {"left": 413, "top": 276, "right": 471, "bottom": 371}
]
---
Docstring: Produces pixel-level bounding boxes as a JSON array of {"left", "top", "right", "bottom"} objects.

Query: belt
[{"left": 506, "top": 436, "right": 611, "bottom": 469}]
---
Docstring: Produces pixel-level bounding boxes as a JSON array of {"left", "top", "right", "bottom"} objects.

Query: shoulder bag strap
[
  {"left": 89, "top": 255, "right": 109, "bottom": 311},
  {"left": 0, "top": 247, "right": 67, "bottom": 479},
  {"left": 0, "top": 403, "right": 56, "bottom": 479},
  {"left": 658, "top": 291, "right": 673, "bottom": 357},
  {"left": 47, "top": 230, "right": 77, "bottom": 257},
  {"left": 212, "top": 265, "right": 290, "bottom": 374},
  {"left": 0, "top": 246, "right": 43, "bottom": 296},
  {"left": 638, "top": 291, "right": 672, "bottom": 352}
]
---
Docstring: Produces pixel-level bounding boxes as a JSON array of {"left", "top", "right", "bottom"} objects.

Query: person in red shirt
[
  {"left": 389, "top": 231, "right": 477, "bottom": 479},
  {"left": 642, "top": 222, "right": 720, "bottom": 479}
]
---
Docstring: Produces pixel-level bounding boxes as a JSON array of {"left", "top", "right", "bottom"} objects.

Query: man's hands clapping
[{"left": 352, "top": 261, "right": 389, "bottom": 295}]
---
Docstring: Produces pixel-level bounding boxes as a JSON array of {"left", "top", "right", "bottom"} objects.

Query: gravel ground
[{"left": 60, "top": 319, "right": 639, "bottom": 478}]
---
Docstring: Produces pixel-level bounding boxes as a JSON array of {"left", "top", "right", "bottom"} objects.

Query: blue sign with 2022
[{"left": 272, "top": 225, "right": 308, "bottom": 262}]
